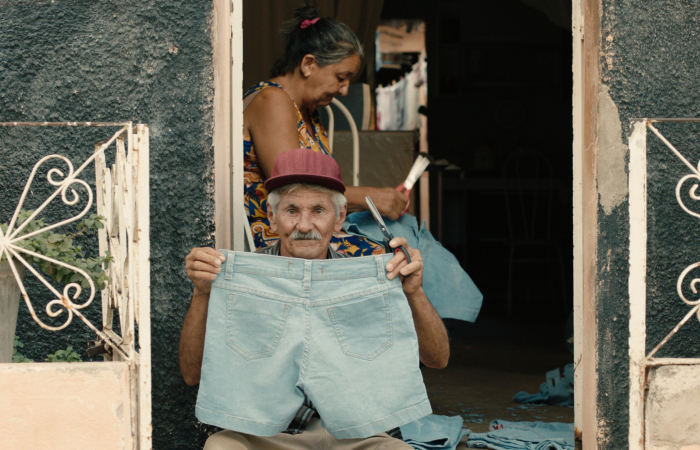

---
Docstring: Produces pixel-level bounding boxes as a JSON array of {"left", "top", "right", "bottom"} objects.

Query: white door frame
[
  {"left": 572, "top": 0, "right": 600, "bottom": 448},
  {"left": 213, "top": 0, "right": 244, "bottom": 251},
  {"left": 216, "top": 0, "right": 601, "bottom": 447}
]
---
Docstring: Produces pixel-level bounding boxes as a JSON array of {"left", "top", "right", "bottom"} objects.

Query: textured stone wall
[
  {"left": 597, "top": 1, "right": 700, "bottom": 448},
  {"left": 0, "top": 1, "right": 215, "bottom": 448}
]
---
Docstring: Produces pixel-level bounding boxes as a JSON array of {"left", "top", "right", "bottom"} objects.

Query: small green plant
[
  {"left": 45, "top": 346, "right": 82, "bottom": 362},
  {"left": 12, "top": 336, "right": 34, "bottom": 363},
  {"left": 1, "top": 210, "right": 113, "bottom": 290},
  {"left": 12, "top": 336, "right": 84, "bottom": 363}
]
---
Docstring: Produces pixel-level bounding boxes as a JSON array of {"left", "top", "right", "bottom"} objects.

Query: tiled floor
[{"left": 419, "top": 316, "right": 574, "bottom": 449}]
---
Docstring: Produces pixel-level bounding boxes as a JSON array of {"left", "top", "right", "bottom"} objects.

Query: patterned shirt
[{"left": 254, "top": 243, "right": 403, "bottom": 440}]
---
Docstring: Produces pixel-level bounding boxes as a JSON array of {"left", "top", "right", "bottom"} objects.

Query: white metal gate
[
  {"left": 0, "top": 122, "right": 151, "bottom": 450},
  {"left": 628, "top": 118, "right": 700, "bottom": 449}
]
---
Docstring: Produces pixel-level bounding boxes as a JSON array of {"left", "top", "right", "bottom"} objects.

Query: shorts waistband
[{"left": 218, "top": 250, "right": 393, "bottom": 283}]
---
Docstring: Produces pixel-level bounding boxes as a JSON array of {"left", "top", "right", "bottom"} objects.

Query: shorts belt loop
[
  {"left": 376, "top": 255, "right": 386, "bottom": 283},
  {"left": 225, "top": 251, "right": 235, "bottom": 280},
  {"left": 303, "top": 260, "right": 312, "bottom": 290}
]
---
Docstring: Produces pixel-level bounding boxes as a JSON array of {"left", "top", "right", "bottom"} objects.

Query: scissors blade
[
  {"left": 365, "top": 196, "right": 387, "bottom": 229},
  {"left": 365, "top": 196, "right": 411, "bottom": 268}
]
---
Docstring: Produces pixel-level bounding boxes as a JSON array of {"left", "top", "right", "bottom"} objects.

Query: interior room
[
  {"left": 243, "top": 0, "right": 575, "bottom": 446},
  {"left": 377, "top": 0, "right": 575, "bottom": 442}
]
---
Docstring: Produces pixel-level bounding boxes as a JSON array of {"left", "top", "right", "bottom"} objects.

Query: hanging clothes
[
  {"left": 376, "top": 77, "right": 407, "bottom": 131},
  {"left": 375, "top": 57, "right": 427, "bottom": 131},
  {"left": 401, "top": 60, "right": 423, "bottom": 131}
]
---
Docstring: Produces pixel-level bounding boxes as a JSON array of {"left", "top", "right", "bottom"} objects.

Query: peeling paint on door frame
[{"left": 573, "top": 1, "right": 601, "bottom": 448}]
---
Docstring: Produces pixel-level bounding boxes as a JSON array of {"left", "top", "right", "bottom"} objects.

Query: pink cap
[{"left": 264, "top": 148, "right": 345, "bottom": 193}]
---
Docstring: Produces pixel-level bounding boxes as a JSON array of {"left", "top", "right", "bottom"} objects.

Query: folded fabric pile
[
  {"left": 399, "top": 414, "right": 468, "bottom": 450},
  {"left": 344, "top": 211, "right": 483, "bottom": 323},
  {"left": 513, "top": 364, "right": 574, "bottom": 407},
  {"left": 467, "top": 420, "right": 574, "bottom": 450}
]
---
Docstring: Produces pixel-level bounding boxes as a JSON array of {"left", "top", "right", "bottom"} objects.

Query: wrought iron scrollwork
[
  {"left": 676, "top": 174, "right": 700, "bottom": 220},
  {"left": 645, "top": 122, "right": 700, "bottom": 359},
  {"left": 0, "top": 125, "right": 130, "bottom": 359}
]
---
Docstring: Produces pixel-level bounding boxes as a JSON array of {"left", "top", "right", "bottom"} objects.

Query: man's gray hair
[{"left": 267, "top": 183, "right": 347, "bottom": 219}]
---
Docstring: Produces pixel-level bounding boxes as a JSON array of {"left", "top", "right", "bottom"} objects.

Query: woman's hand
[{"left": 367, "top": 187, "right": 409, "bottom": 221}]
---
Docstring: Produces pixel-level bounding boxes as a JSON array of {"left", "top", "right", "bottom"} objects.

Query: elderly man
[{"left": 179, "top": 148, "right": 449, "bottom": 450}]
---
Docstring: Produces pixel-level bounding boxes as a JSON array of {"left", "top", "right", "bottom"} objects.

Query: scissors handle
[
  {"left": 395, "top": 183, "right": 411, "bottom": 218},
  {"left": 384, "top": 238, "right": 412, "bottom": 269}
]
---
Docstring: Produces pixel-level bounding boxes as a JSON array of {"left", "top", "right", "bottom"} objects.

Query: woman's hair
[{"left": 270, "top": 5, "right": 364, "bottom": 77}]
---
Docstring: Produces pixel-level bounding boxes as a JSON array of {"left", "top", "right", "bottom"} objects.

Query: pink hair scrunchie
[{"left": 300, "top": 17, "right": 320, "bottom": 29}]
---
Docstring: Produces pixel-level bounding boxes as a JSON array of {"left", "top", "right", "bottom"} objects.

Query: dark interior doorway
[
  {"left": 378, "top": 0, "right": 575, "bottom": 437},
  {"left": 380, "top": 0, "right": 573, "bottom": 333}
]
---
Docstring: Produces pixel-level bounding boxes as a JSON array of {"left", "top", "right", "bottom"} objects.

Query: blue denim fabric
[
  {"left": 513, "top": 364, "right": 574, "bottom": 407},
  {"left": 399, "top": 414, "right": 467, "bottom": 450},
  {"left": 467, "top": 420, "right": 574, "bottom": 450},
  {"left": 195, "top": 251, "right": 432, "bottom": 439},
  {"left": 344, "top": 212, "right": 483, "bottom": 322}
]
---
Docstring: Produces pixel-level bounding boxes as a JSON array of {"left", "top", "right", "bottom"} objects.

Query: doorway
[
  {"left": 379, "top": 0, "right": 577, "bottom": 446},
  {"left": 215, "top": 0, "right": 598, "bottom": 448}
]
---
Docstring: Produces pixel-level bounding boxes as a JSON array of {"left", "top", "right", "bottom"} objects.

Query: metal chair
[
  {"left": 502, "top": 149, "right": 567, "bottom": 315},
  {"left": 325, "top": 97, "right": 360, "bottom": 187}
]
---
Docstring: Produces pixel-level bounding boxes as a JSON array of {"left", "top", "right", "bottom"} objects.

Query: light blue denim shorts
[{"left": 195, "top": 251, "right": 432, "bottom": 439}]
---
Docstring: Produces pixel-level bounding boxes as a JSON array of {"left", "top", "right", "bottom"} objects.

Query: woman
[{"left": 243, "top": 5, "right": 408, "bottom": 256}]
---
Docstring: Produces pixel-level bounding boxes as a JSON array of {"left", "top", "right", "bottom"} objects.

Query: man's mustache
[{"left": 290, "top": 230, "right": 322, "bottom": 241}]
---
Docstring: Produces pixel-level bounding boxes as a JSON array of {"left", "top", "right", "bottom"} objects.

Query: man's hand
[
  {"left": 180, "top": 247, "right": 225, "bottom": 386},
  {"left": 385, "top": 237, "right": 423, "bottom": 296},
  {"left": 186, "top": 247, "right": 226, "bottom": 295}
]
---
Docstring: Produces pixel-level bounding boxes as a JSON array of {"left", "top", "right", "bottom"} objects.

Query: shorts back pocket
[
  {"left": 226, "top": 293, "right": 289, "bottom": 360},
  {"left": 327, "top": 292, "right": 392, "bottom": 361}
]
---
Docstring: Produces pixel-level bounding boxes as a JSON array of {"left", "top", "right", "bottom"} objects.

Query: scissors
[
  {"left": 394, "top": 183, "right": 412, "bottom": 219},
  {"left": 395, "top": 155, "right": 431, "bottom": 218},
  {"left": 365, "top": 196, "right": 412, "bottom": 270}
]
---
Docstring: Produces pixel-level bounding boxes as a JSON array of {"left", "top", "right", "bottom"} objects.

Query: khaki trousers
[{"left": 203, "top": 418, "right": 412, "bottom": 450}]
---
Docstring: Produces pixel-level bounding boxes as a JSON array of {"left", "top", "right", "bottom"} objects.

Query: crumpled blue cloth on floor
[
  {"left": 467, "top": 420, "right": 574, "bottom": 450},
  {"left": 399, "top": 414, "right": 468, "bottom": 450},
  {"left": 513, "top": 364, "right": 574, "bottom": 407},
  {"left": 344, "top": 212, "right": 483, "bottom": 322}
]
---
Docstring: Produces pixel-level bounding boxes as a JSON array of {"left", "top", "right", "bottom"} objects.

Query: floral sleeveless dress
[{"left": 243, "top": 81, "right": 383, "bottom": 256}]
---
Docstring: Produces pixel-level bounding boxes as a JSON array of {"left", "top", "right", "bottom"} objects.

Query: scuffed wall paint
[
  {"left": 0, "top": 1, "right": 215, "bottom": 448},
  {"left": 0, "top": 362, "right": 132, "bottom": 450},
  {"left": 597, "top": 84, "right": 628, "bottom": 216},
  {"left": 597, "top": 1, "right": 700, "bottom": 449},
  {"left": 646, "top": 365, "right": 700, "bottom": 449}
]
